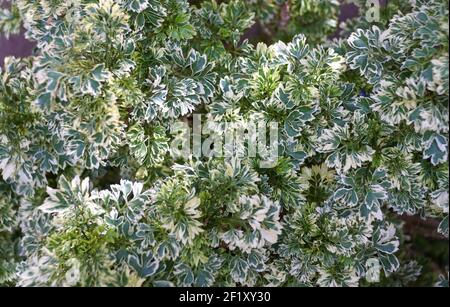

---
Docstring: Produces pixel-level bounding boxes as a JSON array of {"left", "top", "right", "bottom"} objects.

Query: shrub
[{"left": 0, "top": 0, "right": 448, "bottom": 287}]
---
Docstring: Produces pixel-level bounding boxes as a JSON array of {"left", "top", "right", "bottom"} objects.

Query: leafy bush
[{"left": 0, "top": 0, "right": 448, "bottom": 287}]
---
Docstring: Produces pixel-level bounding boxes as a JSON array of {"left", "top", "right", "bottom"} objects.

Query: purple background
[{"left": 0, "top": 30, "right": 35, "bottom": 63}]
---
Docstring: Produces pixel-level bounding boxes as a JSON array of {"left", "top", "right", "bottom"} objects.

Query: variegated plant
[{"left": 0, "top": 0, "right": 448, "bottom": 287}]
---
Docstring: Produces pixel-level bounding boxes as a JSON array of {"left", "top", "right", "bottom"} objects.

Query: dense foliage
[{"left": 0, "top": 0, "right": 448, "bottom": 287}]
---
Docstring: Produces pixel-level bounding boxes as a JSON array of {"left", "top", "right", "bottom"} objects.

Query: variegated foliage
[{"left": 0, "top": 0, "right": 448, "bottom": 287}]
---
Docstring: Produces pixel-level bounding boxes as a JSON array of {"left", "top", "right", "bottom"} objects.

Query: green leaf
[
  {"left": 438, "top": 215, "right": 448, "bottom": 238},
  {"left": 127, "top": 251, "right": 159, "bottom": 278},
  {"left": 423, "top": 132, "right": 448, "bottom": 166}
]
